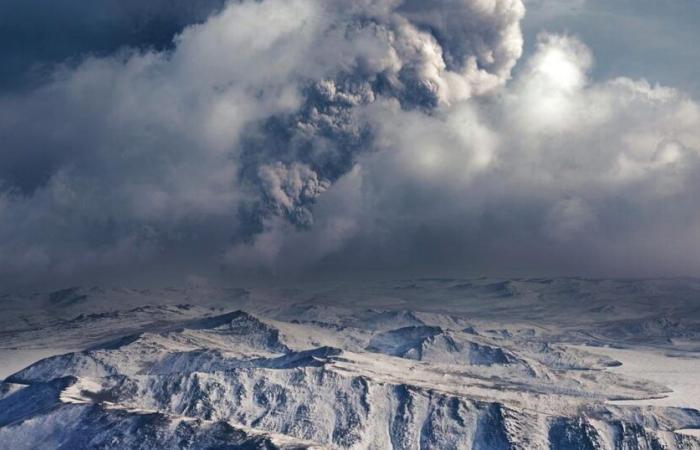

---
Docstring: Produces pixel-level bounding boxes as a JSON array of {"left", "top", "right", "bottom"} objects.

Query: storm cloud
[
  {"left": 0, "top": 0, "right": 227, "bottom": 91},
  {"left": 0, "top": 0, "right": 699, "bottom": 289}
]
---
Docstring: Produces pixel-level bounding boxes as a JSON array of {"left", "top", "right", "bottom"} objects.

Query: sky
[{"left": 0, "top": 0, "right": 699, "bottom": 291}]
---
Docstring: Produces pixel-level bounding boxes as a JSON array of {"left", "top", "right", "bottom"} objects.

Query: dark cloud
[
  {"left": 0, "top": 0, "right": 226, "bottom": 91},
  {"left": 0, "top": 0, "right": 699, "bottom": 291}
]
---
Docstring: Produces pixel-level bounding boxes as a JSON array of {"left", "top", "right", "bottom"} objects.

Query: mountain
[{"left": 1, "top": 278, "right": 700, "bottom": 448}]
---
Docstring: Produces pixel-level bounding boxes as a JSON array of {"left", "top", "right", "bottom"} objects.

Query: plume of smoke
[{"left": 3, "top": 0, "right": 699, "bottom": 287}]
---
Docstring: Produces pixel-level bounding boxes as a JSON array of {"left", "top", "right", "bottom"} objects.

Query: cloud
[
  {"left": 257, "top": 162, "right": 331, "bottom": 227},
  {"left": 520, "top": 0, "right": 700, "bottom": 99},
  {"left": 0, "top": 0, "right": 228, "bottom": 90},
  {"left": 0, "top": 0, "right": 699, "bottom": 289},
  {"left": 230, "top": 33, "right": 700, "bottom": 278}
]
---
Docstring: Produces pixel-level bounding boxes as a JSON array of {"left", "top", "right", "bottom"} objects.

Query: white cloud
[
  {"left": 231, "top": 33, "right": 700, "bottom": 277},
  {"left": 1, "top": 0, "right": 700, "bottom": 288}
]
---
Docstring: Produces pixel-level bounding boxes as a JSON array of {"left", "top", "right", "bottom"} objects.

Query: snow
[
  {"left": 576, "top": 345, "right": 700, "bottom": 410},
  {"left": 59, "top": 377, "right": 103, "bottom": 404},
  {"left": 1, "top": 279, "right": 700, "bottom": 448},
  {"left": 678, "top": 429, "right": 700, "bottom": 438}
]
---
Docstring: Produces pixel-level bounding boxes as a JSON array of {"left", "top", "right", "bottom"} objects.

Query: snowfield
[
  {"left": 1, "top": 278, "right": 700, "bottom": 449},
  {"left": 573, "top": 345, "right": 700, "bottom": 411}
]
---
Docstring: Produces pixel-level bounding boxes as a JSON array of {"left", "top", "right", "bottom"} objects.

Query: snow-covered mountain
[{"left": 1, "top": 278, "right": 700, "bottom": 449}]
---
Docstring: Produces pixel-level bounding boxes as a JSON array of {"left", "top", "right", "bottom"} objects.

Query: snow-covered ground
[
  {"left": 1, "top": 278, "right": 699, "bottom": 448},
  {"left": 576, "top": 345, "right": 700, "bottom": 410}
]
